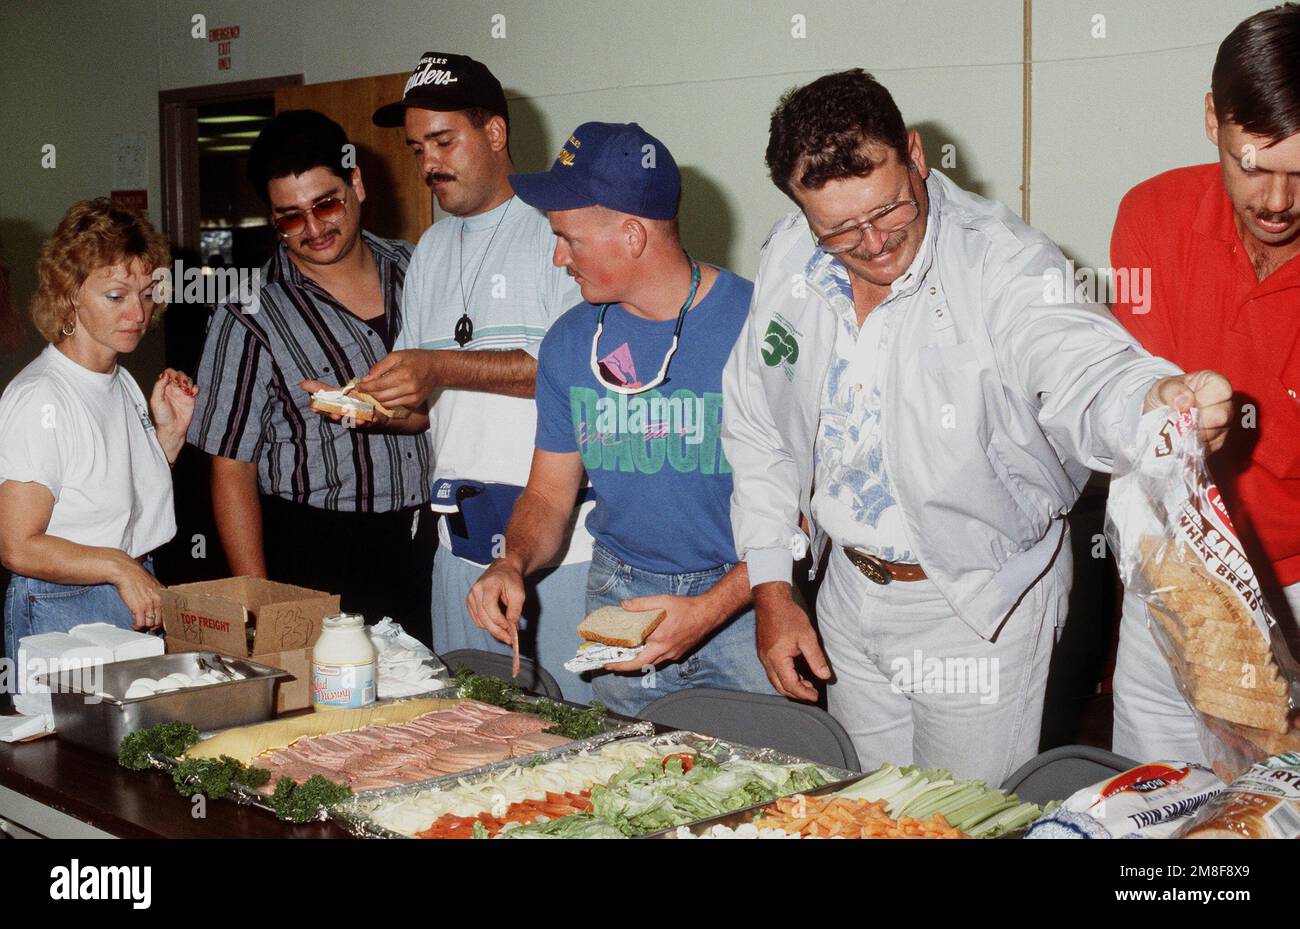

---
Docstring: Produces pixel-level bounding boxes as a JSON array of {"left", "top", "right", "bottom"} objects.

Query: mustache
[
  {"left": 848, "top": 230, "right": 907, "bottom": 262},
  {"left": 1254, "top": 209, "right": 1297, "bottom": 224},
  {"left": 425, "top": 172, "right": 456, "bottom": 188}
]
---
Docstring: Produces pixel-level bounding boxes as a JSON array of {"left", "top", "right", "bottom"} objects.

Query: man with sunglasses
[
  {"left": 188, "top": 109, "right": 435, "bottom": 645},
  {"left": 466, "top": 122, "right": 776, "bottom": 715},
  {"left": 722, "top": 70, "right": 1233, "bottom": 784}
]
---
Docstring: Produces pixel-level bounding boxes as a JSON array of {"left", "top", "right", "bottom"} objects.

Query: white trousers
[
  {"left": 1112, "top": 580, "right": 1300, "bottom": 765},
  {"left": 817, "top": 540, "right": 1069, "bottom": 785}
]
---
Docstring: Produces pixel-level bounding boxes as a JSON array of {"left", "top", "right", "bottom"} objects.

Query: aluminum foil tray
[
  {"left": 649, "top": 774, "right": 869, "bottom": 838},
  {"left": 655, "top": 768, "right": 1034, "bottom": 840},
  {"left": 157, "top": 707, "right": 655, "bottom": 824},
  {"left": 329, "top": 723, "right": 657, "bottom": 835},
  {"left": 332, "top": 729, "right": 856, "bottom": 839}
]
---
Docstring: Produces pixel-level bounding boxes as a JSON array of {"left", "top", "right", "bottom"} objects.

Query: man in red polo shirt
[{"left": 1109, "top": 3, "right": 1300, "bottom": 763}]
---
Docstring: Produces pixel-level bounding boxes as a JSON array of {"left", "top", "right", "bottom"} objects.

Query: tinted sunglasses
[{"left": 272, "top": 195, "right": 347, "bottom": 238}]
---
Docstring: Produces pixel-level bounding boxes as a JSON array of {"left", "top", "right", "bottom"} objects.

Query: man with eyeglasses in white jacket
[{"left": 722, "top": 70, "right": 1234, "bottom": 784}]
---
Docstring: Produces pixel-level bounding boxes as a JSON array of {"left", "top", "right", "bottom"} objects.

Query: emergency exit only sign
[{"left": 206, "top": 24, "right": 242, "bottom": 74}]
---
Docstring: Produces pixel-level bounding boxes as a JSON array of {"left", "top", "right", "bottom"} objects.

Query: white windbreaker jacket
[{"left": 722, "top": 170, "right": 1180, "bottom": 639}]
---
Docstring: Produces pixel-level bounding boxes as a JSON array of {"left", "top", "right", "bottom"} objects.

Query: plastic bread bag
[
  {"left": 1025, "top": 761, "right": 1223, "bottom": 839},
  {"left": 1106, "top": 406, "right": 1300, "bottom": 783},
  {"left": 1176, "top": 751, "right": 1300, "bottom": 839}
]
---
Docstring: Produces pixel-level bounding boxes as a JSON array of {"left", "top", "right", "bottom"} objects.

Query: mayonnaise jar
[{"left": 312, "top": 613, "right": 377, "bottom": 710}]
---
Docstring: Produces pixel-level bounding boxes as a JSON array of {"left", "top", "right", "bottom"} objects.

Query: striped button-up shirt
[{"left": 187, "top": 232, "right": 431, "bottom": 512}]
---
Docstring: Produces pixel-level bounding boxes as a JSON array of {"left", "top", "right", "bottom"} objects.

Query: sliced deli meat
[
  {"left": 426, "top": 741, "right": 513, "bottom": 774},
  {"left": 476, "top": 713, "right": 553, "bottom": 738},
  {"left": 509, "top": 732, "right": 573, "bottom": 755}
]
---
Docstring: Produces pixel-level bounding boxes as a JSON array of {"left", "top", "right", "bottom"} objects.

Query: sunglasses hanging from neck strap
[{"left": 590, "top": 254, "right": 700, "bottom": 396}]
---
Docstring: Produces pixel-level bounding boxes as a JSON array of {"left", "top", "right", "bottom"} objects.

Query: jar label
[{"left": 313, "top": 659, "right": 376, "bottom": 709}]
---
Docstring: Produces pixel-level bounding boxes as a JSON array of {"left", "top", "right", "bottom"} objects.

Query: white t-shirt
[
  {"left": 0, "top": 344, "right": 175, "bottom": 558},
  {"left": 396, "top": 196, "right": 593, "bottom": 564}
]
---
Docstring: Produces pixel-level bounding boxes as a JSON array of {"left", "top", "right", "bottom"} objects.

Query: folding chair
[
  {"left": 439, "top": 648, "right": 565, "bottom": 701},
  {"left": 639, "top": 687, "right": 861, "bottom": 771},
  {"left": 1000, "top": 744, "right": 1140, "bottom": 806}
]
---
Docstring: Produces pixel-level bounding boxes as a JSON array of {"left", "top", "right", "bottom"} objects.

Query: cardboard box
[{"left": 161, "top": 577, "right": 340, "bottom": 713}]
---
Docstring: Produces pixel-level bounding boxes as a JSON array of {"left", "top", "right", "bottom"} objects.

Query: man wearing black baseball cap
[
  {"left": 359, "top": 53, "right": 594, "bottom": 701},
  {"left": 467, "top": 122, "right": 776, "bottom": 716},
  {"left": 372, "top": 53, "right": 509, "bottom": 132}
]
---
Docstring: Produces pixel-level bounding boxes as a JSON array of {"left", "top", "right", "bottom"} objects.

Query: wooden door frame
[{"left": 158, "top": 74, "right": 303, "bottom": 255}]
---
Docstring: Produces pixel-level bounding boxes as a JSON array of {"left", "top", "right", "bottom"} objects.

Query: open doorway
[{"left": 196, "top": 96, "right": 279, "bottom": 275}]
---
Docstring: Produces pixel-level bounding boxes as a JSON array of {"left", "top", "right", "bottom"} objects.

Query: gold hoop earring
[{"left": 60, "top": 319, "right": 76, "bottom": 337}]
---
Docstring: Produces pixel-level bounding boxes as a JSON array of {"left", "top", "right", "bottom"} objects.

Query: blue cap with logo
[{"left": 509, "top": 122, "right": 680, "bottom": 220}]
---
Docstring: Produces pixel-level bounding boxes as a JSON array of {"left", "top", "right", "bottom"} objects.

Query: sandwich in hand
[
  {"left": 564, "top": 605, "right": 667, "bottom": 673},
  {"left": 310, "top": 377, "right": 408, "bottom": 424}
]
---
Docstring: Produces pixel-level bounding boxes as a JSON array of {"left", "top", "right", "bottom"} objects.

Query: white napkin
[
  {"left": 564, "top": 642, "right": 645, "bottom": 674},
  {"left": 69, "top": 623, "right": 164, "bottom": 661},
  {"left": 12, "top": 692, "right": 52, "bottom": 717},
  {"left": 0, "top": 713, "right": 54, "bottom": 743},
  {"left": 16, "top": 635, "right": 113, "bottom": 693}
]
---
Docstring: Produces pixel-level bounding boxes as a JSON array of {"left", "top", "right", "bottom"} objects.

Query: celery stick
[
  {"left": 953, "top": 794, "right": 1017, "bottom": 831},
  {"left": 839, "top": 765, "right": 906, "bottom": 801},
  {"left": 904, "top": 782, "right": 969, "bottom": 819},
  {"left": 856, "top": 764, "right": 900, "bottom": 789},
  {"left": 917, "top": 767, "right": 953, "bottom": 783},
  {"left": 876, "top": 771, "right": 919, "bottom": 802},
  {"left": 926, "top": 783, "right": 985, "bottom": 820},
  {"left": 992, "top": 802, "right": 1043, "bottom": 834},
  {"left": 895, "top": 780, "right": 954, "bottom": 817},
  {"left": 943, "top": 792, "right": 1000, "bottom": 828},
  {"left": 884, "top": 773, "right": 938, "bottom": 816},
  {"left": 942, "top": 787, "right": 997, "bottom": 819},
  {"left": 873, "top": 770, "right": 924, "bottom": 806},
  {"left": 968, "top": 802, "right": 1041, "bottom": 837}
]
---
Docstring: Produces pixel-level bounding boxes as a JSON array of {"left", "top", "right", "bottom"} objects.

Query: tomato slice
[{"left": 662, "top": 752, "right": 695, "bottom": 772}]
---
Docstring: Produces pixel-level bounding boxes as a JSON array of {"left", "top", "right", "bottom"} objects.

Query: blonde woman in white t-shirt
[{"left": 0, "top": 199, "right": 197, "bottom": 660}]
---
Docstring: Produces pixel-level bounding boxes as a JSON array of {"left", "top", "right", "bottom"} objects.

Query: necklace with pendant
[{"left": 455, "top": 198, "right": 511, "bottom": 346}]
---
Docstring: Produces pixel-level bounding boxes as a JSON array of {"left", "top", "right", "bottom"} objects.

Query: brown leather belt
[{"left": 842, "top": 546, "right": 927, "bottom": 584}]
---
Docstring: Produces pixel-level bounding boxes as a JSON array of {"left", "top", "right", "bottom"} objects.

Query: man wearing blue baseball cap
[{"left": 467, "top": 122, "right": 776, "bottom": 714}]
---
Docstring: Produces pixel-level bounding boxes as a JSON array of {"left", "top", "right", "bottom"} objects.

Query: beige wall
[
  {"left": 0, "top": 0, "right": 1275, "bottom": 384},
  {"left": 1031, "top": 0, "right": 1276, "bottom": 266},
  {"left": 0, "top": 0, "right": 164, "bottom": 383}
]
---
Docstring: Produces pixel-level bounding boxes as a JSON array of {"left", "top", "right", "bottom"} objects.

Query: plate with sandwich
[
  {"left": 564, "top": 605, "right": 667, "bottom": 673},
  {"left": 310, "top": 377, "right": 408, "bottom": 425}
]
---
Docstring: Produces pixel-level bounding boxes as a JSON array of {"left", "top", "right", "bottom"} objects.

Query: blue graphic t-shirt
[{"left": 535, "top": 267, "right": 753, "bottom": 575}]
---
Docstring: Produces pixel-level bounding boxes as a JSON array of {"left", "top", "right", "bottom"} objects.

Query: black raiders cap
[{"left": 372, "top": 52, "right": 509, "bottom": 127}]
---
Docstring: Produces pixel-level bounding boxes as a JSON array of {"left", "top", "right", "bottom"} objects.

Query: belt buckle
[{"left": 846, "top": 547, "right": 891, "bottom": 585}]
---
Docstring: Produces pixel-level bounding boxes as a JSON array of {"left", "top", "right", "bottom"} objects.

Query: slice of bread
[
  {"left": 578, "top": 606, "right": 667, "bottom": 648},
  {"left": 310, "top": 378, "right": 409, "bottom": 422},
  {"left": 1188, "top": 664, "right": 1288, "bottom": 697},
  {"left": 310, "top": 394, "right": 377, "bottom": 424},
  {"left": 349, "top": 388, "right": 408, "bottom": 420}
]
